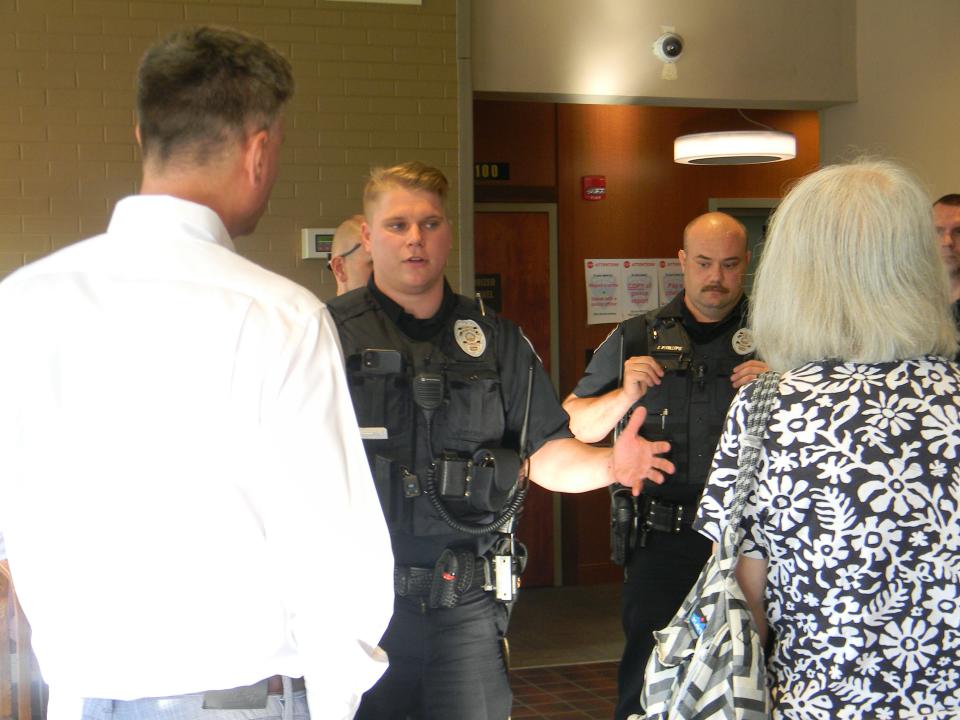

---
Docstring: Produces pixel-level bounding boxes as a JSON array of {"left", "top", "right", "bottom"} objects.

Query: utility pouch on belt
[
  {"left": 609, "top": 484, "right": 637, "bottom": 566},
  {"left": 429, "top": 548, "right": 477, "bottom": 609},
  {"left": 435, "top": 447, "right": 521, "bottom": 514}
]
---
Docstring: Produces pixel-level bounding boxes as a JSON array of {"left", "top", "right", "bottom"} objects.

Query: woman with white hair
[{"left": 694, "top": 159, "right": 960, "bottom": 718}]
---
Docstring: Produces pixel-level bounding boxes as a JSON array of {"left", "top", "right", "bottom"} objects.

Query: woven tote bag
[{"left": 637, "top": 370, "right": 779, "bottom": 720}]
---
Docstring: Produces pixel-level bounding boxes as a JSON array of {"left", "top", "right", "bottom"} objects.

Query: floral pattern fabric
[{"left": 695, "top": 356, "right": 960, "bottom": 720}]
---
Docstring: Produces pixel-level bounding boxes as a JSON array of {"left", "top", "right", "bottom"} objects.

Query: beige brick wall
[{"left": 0, "top": 0, "right": 459, "bottom": 300}]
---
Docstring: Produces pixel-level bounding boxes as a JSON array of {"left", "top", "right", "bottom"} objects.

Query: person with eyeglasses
[{"left": 330, "top": 214, "right": 374, "bottom": 295}]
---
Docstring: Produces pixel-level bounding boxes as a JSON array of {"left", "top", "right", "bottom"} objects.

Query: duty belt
[
  {"left": 639, "top": 495, "right": 697, "bottom": 535},
  {"left": 394, "top": 550, "right": 490, "bottom": 609}
]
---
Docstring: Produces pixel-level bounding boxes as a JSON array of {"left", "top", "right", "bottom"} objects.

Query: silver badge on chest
[
  {"left": 454, "top": 319, "right": 487, "bottom": 358},
  {"left": 731, "top": 328, "right": 756, "bottom": 356}
]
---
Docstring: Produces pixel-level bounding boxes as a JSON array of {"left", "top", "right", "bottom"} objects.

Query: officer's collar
[
  {"left": 675, "top": 291, "right": 747, "bottom": 344},
  {"left": 367, "top": 275, "right": 458, "bottom": 342}
]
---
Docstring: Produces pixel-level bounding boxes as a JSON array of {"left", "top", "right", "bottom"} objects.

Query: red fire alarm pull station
[{"left": 582, "top": 175, "right": 606, "bottom": 201}]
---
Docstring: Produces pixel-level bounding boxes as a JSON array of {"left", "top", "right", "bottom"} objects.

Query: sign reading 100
[{"left": 474, "top": 163, "right": 510, "bottom": 180}]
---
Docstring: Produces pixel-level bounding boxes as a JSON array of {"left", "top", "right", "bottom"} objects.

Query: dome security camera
[{"left": 653, "top": 33, "right": 684, "bottom": 63}]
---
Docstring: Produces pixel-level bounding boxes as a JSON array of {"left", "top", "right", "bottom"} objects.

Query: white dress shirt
[{"left": 0, "top": 195, "right": 394, "bottom": 720}]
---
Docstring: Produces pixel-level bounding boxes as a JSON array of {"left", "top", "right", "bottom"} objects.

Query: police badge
[
  {"left": 454, "top": 319, "right": 486, "bottom": 357},
  {"left": 731, "top": 327, "right": 756, "bottom": 356}
]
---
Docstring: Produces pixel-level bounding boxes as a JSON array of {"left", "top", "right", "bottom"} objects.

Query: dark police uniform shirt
[
  {"left": 572, "top": 293, "right": 747, "bottom": 503},
  {"left": 330, "top": 278, "right": 573, "bottom": 567}
]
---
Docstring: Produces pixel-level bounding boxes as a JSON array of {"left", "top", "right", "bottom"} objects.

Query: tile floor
[{"left": 510, "top": 661, "right": 619, "bottom": 719}]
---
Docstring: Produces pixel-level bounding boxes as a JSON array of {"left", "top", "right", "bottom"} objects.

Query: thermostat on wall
[{"left": 301, "top": 228, "right": 336, "bottom": 260}]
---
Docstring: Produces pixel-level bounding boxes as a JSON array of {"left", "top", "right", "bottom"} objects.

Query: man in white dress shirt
[{"left": 0, "top": 26, "right": 393, "bottom": 720}]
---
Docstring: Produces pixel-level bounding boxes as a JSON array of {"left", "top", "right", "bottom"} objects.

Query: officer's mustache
[{"left": 701, "top": 284, "right": 728, "bottom": 294}]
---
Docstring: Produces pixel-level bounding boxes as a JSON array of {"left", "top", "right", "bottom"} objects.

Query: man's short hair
[
  {"left": 363, "top": 161, "right": 449, "bottom": 216},
  {"left": 136, "top": 26, "right": 294, "bottom": 165},
  {"left": 934, "top": 194, "right": 960, "bottom": 207}
]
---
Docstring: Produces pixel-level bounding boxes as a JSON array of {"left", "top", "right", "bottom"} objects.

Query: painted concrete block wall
[
  {"left": 820, "top": 0, "right": 960, "bottom": 200},
  {"left": 0, "top": 0, "right": 458, "bottom": 300}
]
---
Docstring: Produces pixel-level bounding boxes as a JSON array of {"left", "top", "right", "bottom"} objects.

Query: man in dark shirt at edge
[
  {"left": 933, "top": 194, "right": 960, "bottom": 359},
  {"left": 563, "top": 212, "right": 769, "bottom": 719}
]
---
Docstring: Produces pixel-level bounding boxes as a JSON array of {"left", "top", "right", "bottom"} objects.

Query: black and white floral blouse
[{"left": 695, "top": 356, "right": 960, "bottom": 720}]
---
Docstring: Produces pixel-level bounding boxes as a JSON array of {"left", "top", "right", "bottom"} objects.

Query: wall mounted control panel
[{"left": 301, "top": 228, "right": 336, "bottom": 260}]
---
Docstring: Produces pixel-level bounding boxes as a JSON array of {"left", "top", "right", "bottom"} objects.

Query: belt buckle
[{"left": 672, "top": 503, "right": 684, "bottom": 533}]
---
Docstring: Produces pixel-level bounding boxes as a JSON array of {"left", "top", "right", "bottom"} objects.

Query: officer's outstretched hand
[
  {"left": 611, "top": 406, "right": 674, "bottom": 495},
  {"left": 622, "top": 355, "right": 664, "bottom": 402}
]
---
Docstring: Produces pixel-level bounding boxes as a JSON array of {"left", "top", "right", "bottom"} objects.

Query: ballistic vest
[
  {"left": 621, "top": 294, "right": 749, "bottom": 503},
  {"left": 327, "top": 287, "right": 509, "bottom": 565}
]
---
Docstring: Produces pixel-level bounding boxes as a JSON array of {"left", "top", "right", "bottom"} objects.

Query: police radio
[
  {"left": 415, "top": 362, "right": 535, "bottom": 606},
  {"left": 416, "top": 364, "right": 533, "bottom": 536}
]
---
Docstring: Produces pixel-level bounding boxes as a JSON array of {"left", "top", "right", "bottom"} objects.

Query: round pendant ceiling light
[{"left": 674, "top": 129, "right": 797, "bottom": 165}]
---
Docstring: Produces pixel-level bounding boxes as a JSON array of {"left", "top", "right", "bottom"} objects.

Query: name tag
[{"left": 360, "top": 427, "right": 388, "bottom": 440}]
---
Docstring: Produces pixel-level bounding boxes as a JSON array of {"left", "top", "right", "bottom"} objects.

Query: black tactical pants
[
  {"left": 355, "top": 586, "right": 511, "bottom": 720},
  {"left": 615, "top": 524, "right": 712, "bottom": 720}
]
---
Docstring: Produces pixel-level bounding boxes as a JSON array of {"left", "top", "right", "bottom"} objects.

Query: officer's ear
[
  {"left": 330, "top": 255, "right": 348, "bottom": 285},
  {"left": 361, "top": 221, "right": 373, "bottom": 253},
  {"left": 678, "top": 248, "right": 687, "bottom": 271}
]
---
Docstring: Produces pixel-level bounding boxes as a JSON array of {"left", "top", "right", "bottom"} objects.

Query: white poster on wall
[
  {"left": 658, "top": 258, "right": 684, "bottom": 305},
  {"left": 621, "top": 259, "right": 659, "bottom": 318},
  {"left": 584, "top": 259, "right": 622, "bottom": 324},
  {"left": 585, "top": 259, "right": 675, "bottom": 324}
]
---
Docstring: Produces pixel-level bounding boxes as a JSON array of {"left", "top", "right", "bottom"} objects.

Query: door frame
[
  {"left": 474, "top": 202, "right": 563, "bottom": 585},
  {"left": 474, "top": 203, "right": 559, "bottom": 392}
]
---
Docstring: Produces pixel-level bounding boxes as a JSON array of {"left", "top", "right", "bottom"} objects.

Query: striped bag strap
[{"left": 726, "top": 370, "right": 781, "bottom": 536}]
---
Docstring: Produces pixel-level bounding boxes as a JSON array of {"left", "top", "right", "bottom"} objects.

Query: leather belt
[
  {"left": 639, "top": 495, "right": 697, "bottom": 534},
  {"left": 202, "top": 675, "right": 305, "bottom": 710},
  {"left": 267, "top": 675, "right": 306, "bottom": 694}
]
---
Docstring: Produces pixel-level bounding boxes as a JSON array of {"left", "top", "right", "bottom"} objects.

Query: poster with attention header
[
  {"left": 621, "top": 259, "right": 659, "bottom": 318},
  {"left": 658, "top": 258, "right": 684, "bottom": 306},
  {"left": 585, "top": 258, "right": 679, "bottom": 324},
  {"left": 584, "top": 259, "right": 622, "bottom": 325}
]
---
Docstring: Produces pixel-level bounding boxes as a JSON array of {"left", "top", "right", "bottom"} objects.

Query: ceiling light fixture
[{"left": 674, "top": 110, "right": 797, "bottom": 165}]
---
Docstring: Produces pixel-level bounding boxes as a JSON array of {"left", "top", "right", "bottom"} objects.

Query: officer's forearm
[
  {"left": 527, "top": 437, "right": 618, "bottom": 493},
  {"left": 562, "top": 389, "right": 636, "bottom": 443}
]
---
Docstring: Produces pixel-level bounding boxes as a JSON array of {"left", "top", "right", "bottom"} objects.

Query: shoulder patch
[{"left": 454, "top": 318, "right": 487, "bottom": 357}]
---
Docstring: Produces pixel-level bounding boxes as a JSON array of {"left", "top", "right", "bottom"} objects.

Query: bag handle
[{"left": 726, "top": 370, "right": 780, "bottom": 535}]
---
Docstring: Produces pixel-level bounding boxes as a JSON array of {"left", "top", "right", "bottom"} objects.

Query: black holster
[{"left": 609, "top": 484, "right": 637, "bottom": 566}]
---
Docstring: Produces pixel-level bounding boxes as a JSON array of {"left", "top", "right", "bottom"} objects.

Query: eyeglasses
[{"left": 327, "top": 242, "right": 362, "bottom": 270}]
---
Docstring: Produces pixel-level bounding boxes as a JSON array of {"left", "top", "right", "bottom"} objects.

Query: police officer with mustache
[{"left": 563, "top": 212, "right": 768, "bottom": 720}]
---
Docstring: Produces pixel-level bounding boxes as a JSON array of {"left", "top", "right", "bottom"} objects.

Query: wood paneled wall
[{"left": 474, "top": 100, "right": 820, "bottom": 583}]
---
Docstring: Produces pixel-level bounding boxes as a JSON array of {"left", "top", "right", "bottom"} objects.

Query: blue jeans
[{"left": 81, "top": 682, "right": 307, "bottom": 720}]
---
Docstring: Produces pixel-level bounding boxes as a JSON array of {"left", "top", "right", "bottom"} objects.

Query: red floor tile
[{"left": 510, "top": 661, "right": 619, "bottom": 720}]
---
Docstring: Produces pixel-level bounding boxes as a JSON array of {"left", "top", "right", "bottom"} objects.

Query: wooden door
[{"left": 474, "top": 210, "right": 555, "bottom": 587}]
